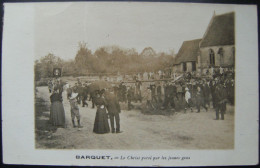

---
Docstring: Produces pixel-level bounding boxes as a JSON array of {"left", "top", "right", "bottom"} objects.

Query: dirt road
[{"left": 35, "top": 86, "right": 234, "bottom": 149}]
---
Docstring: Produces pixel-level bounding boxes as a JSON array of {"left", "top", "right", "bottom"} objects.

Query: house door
[
  {"left": 183, "top": 62, "right": 187, "bottom": 72},
  {"left": 192, "top": 62, "right": 196, "bottom": 71}
]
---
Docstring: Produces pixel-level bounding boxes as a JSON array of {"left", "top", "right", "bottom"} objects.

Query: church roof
[
  {"left": 200, "top": 12, "right": 235, "bottom": 48},
  {"left": 174, "top": 39, "right": 201, "bottom": 64}
]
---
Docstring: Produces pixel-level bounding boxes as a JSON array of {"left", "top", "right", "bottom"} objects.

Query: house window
[
  {"left": 209, "top": 49, "right": 215, "bottom": 66},
  {"left": 183, "top": 62, "right": 187, "bottom": 72},
  {"left": 218, "top": 48, "right": 224, "bottom": 66},
  {"left": 192, "top": 62, "right": 196, "bottom": 71}
]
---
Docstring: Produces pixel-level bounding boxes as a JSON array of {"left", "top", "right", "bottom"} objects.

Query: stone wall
[{"left": 199, "top": 45, "right": 235, "bottom": 68}]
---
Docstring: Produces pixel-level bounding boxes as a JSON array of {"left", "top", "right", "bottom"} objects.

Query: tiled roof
[
  {"left": 175, "top": 39, "right": 201, "bottom": 64},
  {"left": 200, "top": 12, "right": 235, "bottom": 47}
]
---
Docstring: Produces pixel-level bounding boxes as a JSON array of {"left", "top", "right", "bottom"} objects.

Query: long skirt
[
  {"left": 93, "top": 108, "right": 110, "bottom": 134},
  {"left": 50, "top": 101, "right": 66, "bottom": 127}
]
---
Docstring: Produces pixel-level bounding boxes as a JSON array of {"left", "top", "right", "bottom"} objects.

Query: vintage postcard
[{"left": 2, "top": 1, "right": 258, "bottom": 166}]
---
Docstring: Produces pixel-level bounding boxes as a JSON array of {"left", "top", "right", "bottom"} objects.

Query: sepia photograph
[
  {"left": 34, "top": 2, "right": 235, "bottom": 150},
  {"left": 2, "top": 1, "right": 258, "bottom": 166}
]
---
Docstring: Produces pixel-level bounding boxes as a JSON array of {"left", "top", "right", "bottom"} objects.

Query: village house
[
  {"left": 173, "top": 39, "right": 201, "bottom": 72},
  {"left": 199, "top": 12, "right": 235, "bottom": 72}
]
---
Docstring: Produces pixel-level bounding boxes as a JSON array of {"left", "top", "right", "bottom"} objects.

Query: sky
[{"left": 34, "top": 2, "right": 236, "bottom": 61}]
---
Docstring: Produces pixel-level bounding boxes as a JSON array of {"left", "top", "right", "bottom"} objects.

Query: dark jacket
[
  {"left": 157, "top": 85, "right": 162, "bottom": 95},
  {"left": 202, "top": 84, "right": 210, "bottom": 98},
  {"left": 105, "top": 92, "right": 121, "bottom": 114},
  {"left": 215, "top": 85, "right": 228, "bottom": 104},
  {"left": 50, "top": 93, "right": 62, "bottom": 103}
]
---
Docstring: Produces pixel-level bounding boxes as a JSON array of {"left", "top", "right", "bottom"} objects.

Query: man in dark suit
[
  {"left": 161, "top": 82, "right": 170, "bottom": 109},
  {"left": 119, "top": 82, "right": 127, "bottom": 103},
  {"left": 156, "top": 83, "right": 162, "bottom": 103},
  {"left": 202, "top": 80, "right": 211, "bottom": 107},
  {"left": 162, "top": 81, "right": 175, "bottom": 110},
  {"left": 214, "top": 82, "right": 228, "bottom": 120},
  {"left": 105, "top": 89, "right": 121, "bottom": 133},
  {"left": 81, "top": 83, "right": 89, "bottom": 107}
]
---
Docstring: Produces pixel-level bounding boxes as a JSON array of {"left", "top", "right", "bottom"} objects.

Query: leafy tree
[
  {"left": 37, "top": 53, "right": 63, "bottom": 78},
  {"left": 74, "top": 42, "right": 93, "bottom": 75},
  {"left": 35, "top": 42, "right": 176, "bottom": 80}
]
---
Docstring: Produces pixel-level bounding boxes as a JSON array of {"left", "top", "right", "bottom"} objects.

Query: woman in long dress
[
  {"left": 93, "top": 90, "right": 110, "bottom": 134},
  {"left": 50, "top": 86, "right": 66, "bottom": 127}
]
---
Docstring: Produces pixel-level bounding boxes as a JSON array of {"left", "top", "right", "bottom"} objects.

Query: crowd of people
[
  {"left": 107, "top": 66, "right": 234, "bottom": 82},
  {"left": 48, "top": 78, "right": 121, "bottom": 134},
  {"left": 46, "top": 66, "right": 235, "bottom": 134},
  {"left": 110, "top": 67, "right": 234, "bottom": 120}
]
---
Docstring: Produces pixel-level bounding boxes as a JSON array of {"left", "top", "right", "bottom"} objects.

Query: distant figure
[
  {"left": 219, "top": 66, "right": 224, "bottom": 75},
  {"left": 48, "top": 80, "right": 53, "bottom": 93},
  {"left": 119, "top": 82, "right": 127, "bottom": 103},
  {"left": 49, "top": 86, "right": 65, "bottom": 128},
  {"left": 156, "top": 84, "right": 162, "bottom": 103},
  {"left": 90, "top": 90, "right": 97, "bottom": 109},
  {"left": 137, "top": 73, "right": 141, "bottom": 80},
  {"left": 210, "top": 66, "right": 214, "bottom": 76},
  {"left": 227, "top": 79, "right": 234, "bottom": 105},
  {"left": 81, "top": 83, "right": 89, "bottom": 107},
  {"left": 176, "top": 82, "right": 183, "bottom": 102},
  {"left": 146, "top": 87, "right": 155, "bottom": 110},
  {"left": 127, "top": 86, "right": 134, "bottom": 110},
  {"left": 69, "top": 93, "right": 83, "bottom": 128},
  {"left": 184, "top": 87, "right": 193, "bottom": 113},
  {"left": 150, "top": 84, "right": 157, "bottom": 104},
  {"left": 135, "top": 80, "right": 142, "bottom": 103},
  {"left": 148, "top": 73, "right": 150, "bottom": 80},
  {"left": 195, "top": 86, "right": 208, "bottom": 113},
  {"left": 77, "top": 84, "right": 84, "bottom": 105},
  {"left": 202, "top": 81, "right": 210, "bottom": 107},
  {"left": 143, "top": 71, "right": 148, "bottom": 80},
  {"left": 158, "top": 70, "right": 162, "bottom": 79},
  {"left": 93, "top": 91, "right": 110, "bottom": 134},
  {"left": 77, "top": 78, "right": 82, "bottom": 86},
  {"left": 66, "top": 84, "right": 72, "bottom": 99}
]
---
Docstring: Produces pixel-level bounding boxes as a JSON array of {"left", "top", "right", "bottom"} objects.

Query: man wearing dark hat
[
  {"left": 161, "top": 81, "right": 170, "bottom": 109},
  {"left": 81, "top": 83, "right": 89, "bottom": 107},
  {"left": 150, "top": 84, "right": 157, "bottom": 104},
  {"left": 127, "top": 86, "right": 134, "bottom": 110},
  {"left": 156, "top": 83, "right": 162, "bottom": 103},
  {"left": 119, "top": 82, "right": 127, "bottom": 103},
  {"left": 135, "top": 80, "right": 142, "bottom": 103},
  {"left": 162, "top": 81, "right": 175, "bottom": 110},
  {"left": 195, "top": 86, "right": 208, "bottom": 113},
  {"left": 202, "top": 80, "right": 210, "bottom": 108},
  {"left": 212, "top": 78, "right": 220, "bottom": 108},
  {"left": 214, "top": 82, "right": 228, "bottom": 120},
  {"left": 105, "top": 89, "right": 121, "bottom": 133}
]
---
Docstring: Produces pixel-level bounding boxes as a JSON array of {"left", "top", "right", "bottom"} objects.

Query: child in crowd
[
  {"left": 69, "top": 92, "right": 83, "bottom": 128},
  {"left": 184, "top": 87, "right": 193, "bottom": 113}
]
